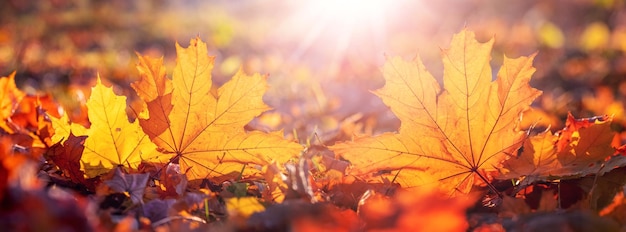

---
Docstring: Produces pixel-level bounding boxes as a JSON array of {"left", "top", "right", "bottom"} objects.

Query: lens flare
[
  {"left": 313, "top": 0, "right": 390, "bottom": 28},
  {"left": 272, "top": 0, "right": 399, "bottom": 79}
]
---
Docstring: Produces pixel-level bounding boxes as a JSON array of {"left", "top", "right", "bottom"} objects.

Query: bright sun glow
[
  {"left": 313, "top": 0, "right": 390, "bottom": 27},
  {"left": 276, "top": 0, "right": 399, "bottom": 79}
]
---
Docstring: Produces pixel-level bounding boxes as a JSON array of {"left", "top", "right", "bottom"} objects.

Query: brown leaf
[
  {"left": 105, "top": 168, "right": 150, "bottom": 204},
  {"left": 48, "top": 132, "right": 88, "bottom": 185},
  {"left": 157, "top": 163, "right": 188, "bottom": 198}
]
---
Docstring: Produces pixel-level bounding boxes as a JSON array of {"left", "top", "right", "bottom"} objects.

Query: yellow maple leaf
[
  {"left": 330, "top": 29, "right": 542, "bottom": 195},
  {"left": 226, "top": 196, "right": 265, "bottom": 219},
  {"left": 50, "top": 113, "right": 87, "bottom": 144},
  {"left": 52, "top": 77, "right": 163, "bottom": 177},
  {"left": 132, "top": 37, "right": 302, "bottom": 183}
]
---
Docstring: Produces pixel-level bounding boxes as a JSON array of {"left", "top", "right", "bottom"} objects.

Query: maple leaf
[
  {"left": 47, "top": 132, "right": 88, "bottom": 185},
  {"left": 11, "top": 95, "right": 59, "bottom": 132},
  {"left": 105, "top": 167, "right": 150, "bottom": 204},
  {"left": 131, "top": 53, "right": 171, "bottom": 103},
  {"left": 0, "top": 72, "right": 25, "bottom": 133},
  {"left": 132, "top": 37, "right": 302, "bottom": 183},
  {"left": 226, "top": 196, "right": 265, "bottom": 220},
  {"left": 330, "top": 29, "right": 542, "bottom": 195},
  {"left": 0, "top": 73, "right": 55, "bottom": 160},
  {"left": 157, "top": 163, "right": 188, "bottom": 197},
  {"left": 51, "top": 77, "right": 163, "bottom": 177},
  {"left": 498, "top": 114, "right": 626, "bottom": 185}
]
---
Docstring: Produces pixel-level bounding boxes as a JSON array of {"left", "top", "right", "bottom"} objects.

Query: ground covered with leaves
[{"left": 3, "top": 1, "right": 626, "bottom": 232}]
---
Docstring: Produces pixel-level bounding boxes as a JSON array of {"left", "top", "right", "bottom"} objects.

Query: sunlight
[
  {"left": 275, "top": 0, "right": 400, "bottom": 79},
  {"left": 313, "top": 0, "right": 390, "bottom": 27}
]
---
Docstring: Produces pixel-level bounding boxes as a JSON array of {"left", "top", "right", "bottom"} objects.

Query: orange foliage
[
  {"left": 132, "top": 37, "right": 303, "bottom": 183},
  {"left": 358, "top": 189, "right": 474, "bottom": 231},
  {"left": 499, "top": 113, "right": 626, "bottom": 185},
  {"left": 2, "top": 28, "right": 626, "bottom": 231},
  {"left": 50, "top": 77, "right": 162, "bottom": 177},
  {"left": 331, "top": 29, "right": 542, "bottom": 195}
]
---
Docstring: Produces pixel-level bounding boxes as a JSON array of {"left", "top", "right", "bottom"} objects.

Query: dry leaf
[
  {"left": 498, "top": 114, "right": 626, "bottom": 185},
  {"left": 105, "top": 168, "right": 150, "bottom": 204},
  {"left": 51, "top": 77, "right": 163, "bottom": 177},
  {"left": 0, "top": 72, "right": 25, "bottom": 133},
  {"left": 132, "top": 37, "right": 302, "bottom": 183},
  {"left": 331, "top": 29, "right": 541, "bottom": 195},
  {"left": 226, "top": 196, "right": 265, "bottom": 225},
  {"left": 47, "top": 132, "right": 88, "bottom": 185}
]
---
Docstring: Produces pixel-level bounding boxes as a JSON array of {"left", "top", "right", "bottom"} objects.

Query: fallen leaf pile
[{"left": 1, "top": 29, "right": 626, "bottom": 231}]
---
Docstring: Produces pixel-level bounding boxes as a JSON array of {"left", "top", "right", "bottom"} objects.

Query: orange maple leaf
[
  {"left": 330, "top": 29, "right": 542, "bottom": 195},
  {"left": 0, "top": 72, "right": 26, "bottom": 133},
  {"left": 498, "top": 114, "right": 626, "bottom": 186},
  {"left": 132, "top": 37, "right": 302, "bottom": 183},
  {"left": 0, "top": 72, "right": 56, "bottom": 155}
]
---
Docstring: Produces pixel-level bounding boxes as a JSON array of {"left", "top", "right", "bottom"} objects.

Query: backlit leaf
[
  {"left": 498, "top": 114, "right": 626, "bottom": 185},
  {"left": 330, "top": 29, "right": 542, "bottom": 195},
  {"left": 133, "top": 37, "right": 302, "bottom": 183},
  {"left": 0, "top": 72, "right": 26, "bottom": 133},
  {"left": 226, "top": 196, "right": 265, "bottom": 219},
  {"left": 51, "top": 77, "right": 163, "bottom": 177}
]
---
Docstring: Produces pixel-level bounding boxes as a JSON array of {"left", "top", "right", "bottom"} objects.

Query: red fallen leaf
[
  {"left": 290, "top": 207, "right": 360, "bottom": 232},
  {"left": 357, "top": 188, "right": 474, "bottom": 232},
  {"left": 498, "top": 114, "right": 626, "bottom": 186},
  {"left": 0, "top": 133, "right": 45, "bottom": 198},
  {"left": 47, "top": 132, "right": 91, "bottom": 188},
  {"left": 0, "top": 136, "right": 18, "bottom": 201},
  {"left": 10, "top": 95, "right": 60, "bottom": 133},
  {"left": 556, "top": 112, "right": 610, "bottom": 152},
  {"left": 157, "top": 163, "right": 187, "bottom": 198},
  {"left": 0, "top": 73, "right": 54, "bottom": 158},
  {"left": 246, "top": 201, "right": 360, "bottom": 231},
  {"left": 104, "top": 167, "right": 150, "bottom": 204}
]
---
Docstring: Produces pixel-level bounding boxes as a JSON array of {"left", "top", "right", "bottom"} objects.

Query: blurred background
[{"left": 1, "top": 0, "right": 626, "bottom": 143}]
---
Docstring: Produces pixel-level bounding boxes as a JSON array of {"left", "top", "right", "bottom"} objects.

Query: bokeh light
[{"left": 2, "top": 0, "right": 626, "bottom": 136}]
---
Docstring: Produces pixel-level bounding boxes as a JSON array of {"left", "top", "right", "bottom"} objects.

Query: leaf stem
[{"left": 475, "top": 170, "right": 501, "bottom": 198}]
